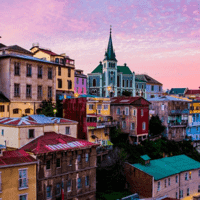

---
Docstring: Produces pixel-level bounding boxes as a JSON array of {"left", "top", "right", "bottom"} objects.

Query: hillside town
[{"left": 1, "top": 29, "right": 200, "bottom": 200}]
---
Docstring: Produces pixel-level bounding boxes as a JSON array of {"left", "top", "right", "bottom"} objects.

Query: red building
[{"left": 111, "top": 97, "right": 151, "bottom": 144}]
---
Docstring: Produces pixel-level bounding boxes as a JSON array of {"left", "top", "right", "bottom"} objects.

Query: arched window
[
  {"left": 13, "top": 109, "right": 19, "bottom": 114},
  {"left": 141, "top": 92, "right": 144, "bottom": 97},
  {"left": 93, "top": 79, "right": 96, "bottom": 87},
  {"left": 25, "top": 108, "right": 31, "bottom": 114},
  {"left": 127, "top": 80, "right": 129, "bottom": 88},
  {"left": 130, "top": 80, "right": 132, "bottom": 87}
]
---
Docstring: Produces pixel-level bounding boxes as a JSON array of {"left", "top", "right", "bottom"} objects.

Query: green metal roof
[
  {"left": 91, "top": 62, "right": 103, "bottom": 73},
  {"left": 133, "top": 154, "right": 200, "bottom": 180},
  {"left": 140, "top": 155, "right": 151, "bottom": 161},
  {"left": 117, "top": 65, "right": 132, "bottom": 75},
  {"left": 135, "top": 78, "right": 146, "bottom": 83},
  {"left": 169, "top": 88, "right": 187, "bottom": 95}
]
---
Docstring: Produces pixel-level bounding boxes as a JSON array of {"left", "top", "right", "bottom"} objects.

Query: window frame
[
  {"left": 19, "top": 194, "right": 28, "bottom": 200},
  {"left": 168, "top": 177, "right": 170, "bottom": 186},
  {"left": 58, "top": 66, "right": 61, "bottom": 76},
  {"left": 26, "top": 84, "right": 32, "bottom": 98},
  {"left": 56, "top": 183, "right": 61, "bottom": 196},
  {"left": 68, "top": 68, "right": 71, "bottom": 77},
  {"left": 157, "top": 181, "right": 160, "bottom": 191},
  {"left": 1, "top": 129, "right": 4, "bottom": 136},
  {"left": 176, "top": 175, "right": 178, "bottom": 183},
  {"left": 48, "top": 86, "right": 52, "bottom": 98},
  {"left": 103, "top": 104, "right": 108, "bottom": 110},
  {"left": 131, "top": 123, "right": 135, "bottom": 130},
  {"left": 133, "top": 109, "right": 136, "bottom": 116},
  {"left": 46, "top": 185, "right": 52, "bottom": 198},
  {"left": 56, "top": 158, "right": 61, "bottom": 168},
  {"left": 187, "top": 188, "right": 190, "bottom": 196},
  {"left": 58, "top": 79, "right": 62, "bottom": 88},
  {"left": 141, "top": 109, "right": 143, "bottom": 116},
  {"left": 65, "top": 127, "right": 70, "bottom": 135},
  {"left": 18, "top": 168, "right": 28, "bottom": 189},
  {"left": 46, "top": 160, "right": 51, "bottom": 170},
  {"left": 89, "top": 104, "right": 94, "bottom": 110},
  {"left": 67, "top": 180, "right": 72, "bottom": 192},
  {"left": 185, "top": 172, "right": 188, "bottom": 180},
  {"left": 142, "top": 122, "right": 146, "bottom": 130},
  {"left": 14, "top": 83, "right": 20, "bottom": 97},
  {"left": 26, "top": 64, "right": 32, "bottom": 77},
  {"left": 85, "top": 153, "right": 89, "bottom": 162},
  {"left": 0, "top": 105, "right": 4, "bottom": 113},
  {"left": 77, "top": 178, "right": 82, "bottom": 189},
  {"left": 37, "top": 66, "right": 43, "bottom": 78},
  {"left": 28, "top": 129, "right": 34, "bottom": 139},
  {"left": 85, "top": 175, "right": 89, "bottom": 187},
  {"left": 125, "top": 107, "right": 129, "bottom": 116},
  {"left": 14, "top": 62, "right": 20, "bottom": 76},
  {"left": 48, "top": 67, "right": 53, "bottom": 79},
  {"left": 37, "top": 85, "right": 42, "bottom": 98},
  {"left": 117, "top": 107, "right": 120, "bottom": 115}
]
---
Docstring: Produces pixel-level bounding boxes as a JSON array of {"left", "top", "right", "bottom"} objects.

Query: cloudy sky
[{"left": 1, "top": 0, "right": 200, "bottom": 89}]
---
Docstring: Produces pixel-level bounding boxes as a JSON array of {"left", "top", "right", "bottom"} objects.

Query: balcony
[
  {"left": 87, "top": 121, "right": 118, "bottom": 129},
  {"left": 18, "top": 179, "right": 28, "bottom": 190},
  {"left": 170, "top": 109, "right": 189, "bottom": 115},
  {"left": 168, "top": 121, "right": 188, "bottom": 127}
]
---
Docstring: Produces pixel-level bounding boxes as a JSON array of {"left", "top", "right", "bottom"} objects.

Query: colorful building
[
  {"left": 87, "top": 28, "right": 136, "bottom": 97},
  {"left": 185, "top": 89, "right": 200, "bottom": 100},
  {"left": 111, "top": 97, "right": 151, "bottom": 144},
  {"left": 30, "top": 44, "right": 75, "bottom": 100},
  {"left": 0, "top": 149, "right": 37, "bottom": 200},
  {"left": 20, "top": 131, "right": 98, "bottom": 200},
  {"left": 0, "top": 114, "right": 78, "bottom": 148},
  {"left": 0, "top": 43, "right": 57, "bottom": 117},
  {"left": 135, "top": 78, "right": 146, "bottom": 98},
  {"left": 135, "top": 74, "right": 163, "bottom": 99},
  {"left": 0, "top": 92, "right": 10, "bottom": 118},
  {"left": 186, "top": 101, "right": 200, "bottom": 141},
  {"left": 74, "top": 69, "right": 87, "bottom": 95},
  {"left": 124, "top": 154, "right": 200, "bottom": 200},
  {"left": 169, "top": 88, "right": 188, "bottom": 97}
]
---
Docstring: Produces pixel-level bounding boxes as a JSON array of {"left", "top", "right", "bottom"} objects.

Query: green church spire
[{"left": 104, "top": 26, "right": 117, "bottom": 62}]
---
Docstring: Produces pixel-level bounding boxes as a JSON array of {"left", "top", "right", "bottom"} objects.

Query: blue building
[{"left": 87, "top": 28, "right": 135, "bottom": 97}]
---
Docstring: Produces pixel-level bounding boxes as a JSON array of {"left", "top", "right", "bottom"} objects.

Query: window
[
  {"left": 125, "top": 107, "right": 129, "bottom": 115},
  {"left": 65, "top": 127, "right": 70, "bottom": 135},
  {"left": 68, "top": 68, "right": 71, "bottom": 77},
  {"left": 198, "top": 185, "right": 200, "bottom": 192},
  {"left": 165, "top": 179, "right": 167, "bottom": 187},
  {"left": 0, "top": 105, "right": 4, "bottom": 112},
  {"left": 130, "top": 80, "right": 132, "bottom": 87},
  {"left": 13, "top": 108, "right": 19, "bottom": 114},
  {"left": 159, "top": 86, "right": 162, "bottom": 92},
  {"left": 185, "top": 172, "right": 188, "bottom": 180},
  {"left": 77, "top": 154, "right": 81, "bottom": 163},
  {"left": 142, "top": 122, "right": 146, "bottom": 130},
  {"left": 157, "top": 181, "right": 160, "bottom": 191},
  {"left": 168, "top": 178, "right": 170, "bottom": 186},
  {"left": 104, "top": 104, "right": 108, "bottom": 110},
  {"left": 82, "top": 88, "right": 84, "bottom": 94},
  {"left": 85, "top": 153, "right": 89, "bottom": 162},
  {"left": 122, "top": 121, "right": 126, "bottom": 129},
  {"left": 85, "top": 176, "right": 89, "bottom": 186},
  {"left": 67, "top": 180, "right": 72, "bottom": 192},
  {"left": 58, "top": 79, "right": 62, "bottom": 88},
  {"left": 38, "top": 85, "right": 42, "bottom": 98},
  {"left": 176, "top": 192, "right": 178, "bottom": 199},
  {"left": 117, "top": 108, "right": 120, "bottom": 115},
  {"left": 136, "top": 84, "right": 138, "bottom": 89},
  {"left": 56, "top": 183, "right": 61, "bottom": 195},
  {"left": 56, "top": 158, "right": 61, "bottom": 168},
  {"left": 68, "top": 80, "right": 72, "bottom": 89},
  {"left": 127, "top": 80, "right": 129, "bottom": 87},
  {"left": 48, "top": 86, "right": 52, "bottom": 98},
  {"left": 26, "top": 64, "right": 32, "bottom": 77},
  {"left": 142, "top": 84, "right": 144, "bottom": 89},
  {"left": 131, "top": 123, "right": 135, "bottom": 130},
  {"left": 179, "top": 190, "right": 183, "bottom": 198},
  {"left": 1, "top": 129, "right": 4, "bottom": 136},
  {"left": 189, "top": 171, "right": 192, "bottom": 179},
  {"left": 93, "top": 79, "right": 96, "bottom": 87},
  {"left": 26, "top": 85, "right": 32, "bottom": 98},
  {"left": 89, "top": 104, "right": 94, "bottom": 110},
  {"left": 176, "top": 175, "right": 178, "bottom": 183},
  {"left": 123, "top": 80, "right": 125, "bottom": 87},
  {"left": 199, "top": 170, "right": 200, "bottom": 177},
  {"left": 161, "top": 104, "right": 164, "bottom": 111},
  {"left": 48, "top": 68, "right": 52, "bottom": 79},
  {"left": 14, "top": 83, "right": 20, "bottom": 97},
  {"left": 187, "top": 188, "right": 190, "bottom": 196},
  {"left": 55, "top": 58, "right": 59, "bottom": 63},
  {"left": 133, "top": 109, "right": 136, "bottom": 116},
  {"left": 141, "top": 109, "right": 143, "bottom": 116},
  {"left": 46, "top": 160, "right": 50, "bottom": 170},
  {"left": 82, "top": 78, "right": 84, "bottom": 85},
  {"left": 77, "top": 178, "right": 82, "bottom": 189},
  {"left": 7, "top": 105, "right": 9, "bottom": 112},
  {"left": 97, "top": 104, "right": 102, "bottom": 110},
  {"left": 58, "top": 66, "right": 61, "bottom": 76},
  {"left": 19, "top": 194, "right": 27, "bottom": 200},
  {"left": 25, "top": 108, "right": 30, "bottom": 114},
  {"left": 69, "top": 157, "right": 72, "bottom": 166},
  {"left": 151, "top": 85, "right": 154, "bottom": 91},
  {"left": 117, "top": 76, "right": 120, "bottom": 87},
  {"left": 38, "top": 66, "right": 42, "bottom": 78},
  {"left": 19, "top": 169, "right": 28, "bottom": 189},
  {"left": 197, "top": 126, "right": 199, "bottom": 131},
  {"left": 28, "top": 129, "right": 34, "bottom": 138},
  {"left": 14, "top": 62, "right": 20, "bottom": 76},
  {"left": 77, "top": 78, "right": 79, "bottom": 84},
  {"left": 46, "top": 186, "right": 52, "bottom": 198}
]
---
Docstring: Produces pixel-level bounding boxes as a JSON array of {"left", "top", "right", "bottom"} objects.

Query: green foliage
[
  {"left": 40, "top": 98, "right": 56, "bottom": 117},
  {"left": 149, "top": 115, "right": 166, "bottom": 136},
  {"left": 122, "top": 90, "right": 132, "bottom": 96}
]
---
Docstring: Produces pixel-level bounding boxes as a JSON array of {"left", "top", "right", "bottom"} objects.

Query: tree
[
  {"left": 39, "top": 98, "right": 57, "bottom": 117},
  {"left": 122, "top": 90, "right": 132, "bottom": 96},
  {"left": 149, "top": 115, "right": 166, "bottom": 137}
]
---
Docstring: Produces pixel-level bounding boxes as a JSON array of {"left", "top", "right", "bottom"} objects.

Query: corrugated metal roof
[{"left": 148, "top": 96, "right": 189, "bottom": 102}]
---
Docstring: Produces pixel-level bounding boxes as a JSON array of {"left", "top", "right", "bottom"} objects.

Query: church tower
[{"left": 103, "top": 26, "right": 118, "bottom": 97}]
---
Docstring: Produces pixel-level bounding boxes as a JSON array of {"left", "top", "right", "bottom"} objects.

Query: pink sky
[{"left": 1, "top": 0, "right": 200, "bottom": 90}]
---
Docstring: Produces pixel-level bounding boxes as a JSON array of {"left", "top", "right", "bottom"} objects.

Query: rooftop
[
  {"left": 148, "top": 96, "right": 190, "bottom": 102},
  {"left": 133, "top": 154, "right": 200, "bottom": 180},
  {"left": 169, "top": 88, "right": 187, "bottom": 95},
  {"left": 185, "top": 89, "right": 200, "bottom": 95},
  {"left": 135, "top": 74, "right": 162, "bottom": 85},
  {"left": 20, "top": 132, "right": 98, "bottom": 154}
]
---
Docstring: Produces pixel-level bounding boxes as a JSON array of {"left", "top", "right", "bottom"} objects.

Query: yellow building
[
  {"left": 0, "top": 44, "right": 57, "bottom": 117},
  {"left": 30, "top": 44, "right": 75, "bottom": 99},
  {"left": 0, "top": 92, "right": 10, "bottom": 118},
  {"left": 0, "top": 148, "right": 37, "bottom": 200}
]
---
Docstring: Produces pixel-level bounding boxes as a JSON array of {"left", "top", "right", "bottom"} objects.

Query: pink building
[{"left": 74, "top": 69, "right": 87, "bottom": 95}]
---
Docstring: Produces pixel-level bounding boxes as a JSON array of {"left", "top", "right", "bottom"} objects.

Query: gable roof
[
  {"left": 0, "top": 43, "right": 6, "bottom": 48},
  {"left": 1, "top": 45, "right": 33, "bottom": 55},
  {"left": 135, "top": 74, "right": 162, "bottom": 85},
  {"left": 133, "top": 154, "right": 200, "bottom": 180},
  {"left": 185, "top": 89, "right": 200, "bottom": 95},
  {"left": 141, "top": 155, "right": 151, "bottom": 161},
  {"left": 0, "top": 92, "right": 10, "bottom": 102},
  {"left": 35, "top": 48, "right": 58, "bottom": 56},
  {"left": 117, "top": 65, "right": 132, "bottom": 75},
  {"left": 169, "top": 88, "right": 187, "bottom": 95},
  {"left": 20, "top": 132, "right": 98, "bottom": 155},
  {"left": 111, "top": 96, "right": 151, "bottom": 106},
  {"left": 91, "top": 62, "right": 103, "bottom": 74},
  {"left": 0, "top": 149, "right": 36, "bottom": 167}
]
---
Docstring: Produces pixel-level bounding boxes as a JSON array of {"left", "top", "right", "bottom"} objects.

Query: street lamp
[
  {"left": 53, "top": 109, "right": 57, "bottom": 117},
  {"left": 74, "top": 93, "right": 79, "bottom": 98}
]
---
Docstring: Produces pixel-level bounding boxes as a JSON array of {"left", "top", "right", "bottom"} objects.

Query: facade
[
  {"left": 169, "top": 88, "right": 187, "bottom": 97},
  {"left": 0, "top": 44, "right": 57, "bottom": 117},
  {"left": 0, "top": 114, "right": 78, "bottom": 148},
  {"left": 74, "top": 69, "right": 87, "bottom": 95},
  {"left": 20, "top": 131, "right": 98, "bottom": 200},
  {"left": 0, "top": 149, "right": 37, "bottom": 200},
  {"left": 185, "top": 89, "right": 200, "bottom": 100},
  {"left": 187, "top": 101, "right": 200, "bottom": 141},
  {"left": 0, "top": 92, "right": 10, "bottom": 118},
  {"left": 149, "top": 96, "right": 190, "bottom": 141},
  {"left": 87, "top": 29, "right": 135, "bottom": 97},
  {"left": 111, "top": 97, "right": 151, "bottom": 144},
  {"left": 135, "top": 74, "right": 163, "bottom": 99},
  {"left": 124, "top": 154, "right": 200, "bottom": 200},
  {"left": 135, "top": 78, "right": 146, "bottom": 99},
  {"left": 30, "top": 44, "right": 75, "bottom": 100}
]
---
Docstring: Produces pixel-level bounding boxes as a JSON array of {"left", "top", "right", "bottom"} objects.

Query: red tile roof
[
  {"left": 0, "top": 150, "right": 36, "bottom": 167},
  {"left": 185, "top": 90, "right": 200, "bottom": 95},
  {"left": 40, "top": 49, "right": 58, "bottom": 56},
  {"left": 20, "top": 132, "right": 98, "bottom": 155},
  {"left": 111, "top": 97, "right": 151, "bottom": 105}
]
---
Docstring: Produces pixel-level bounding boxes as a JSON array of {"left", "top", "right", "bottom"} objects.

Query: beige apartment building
[
  {"left": 124, "top": 154, "right": 200, "bottom": 200},
  {"left": 0, "top": 114, "right": 78, "bottom": 148},
  {"left": 30, "top": 44, "right": 75, "bottom": 99},
  {"left": 0, "top": 44, "right": 57, "bottom": 117}
]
